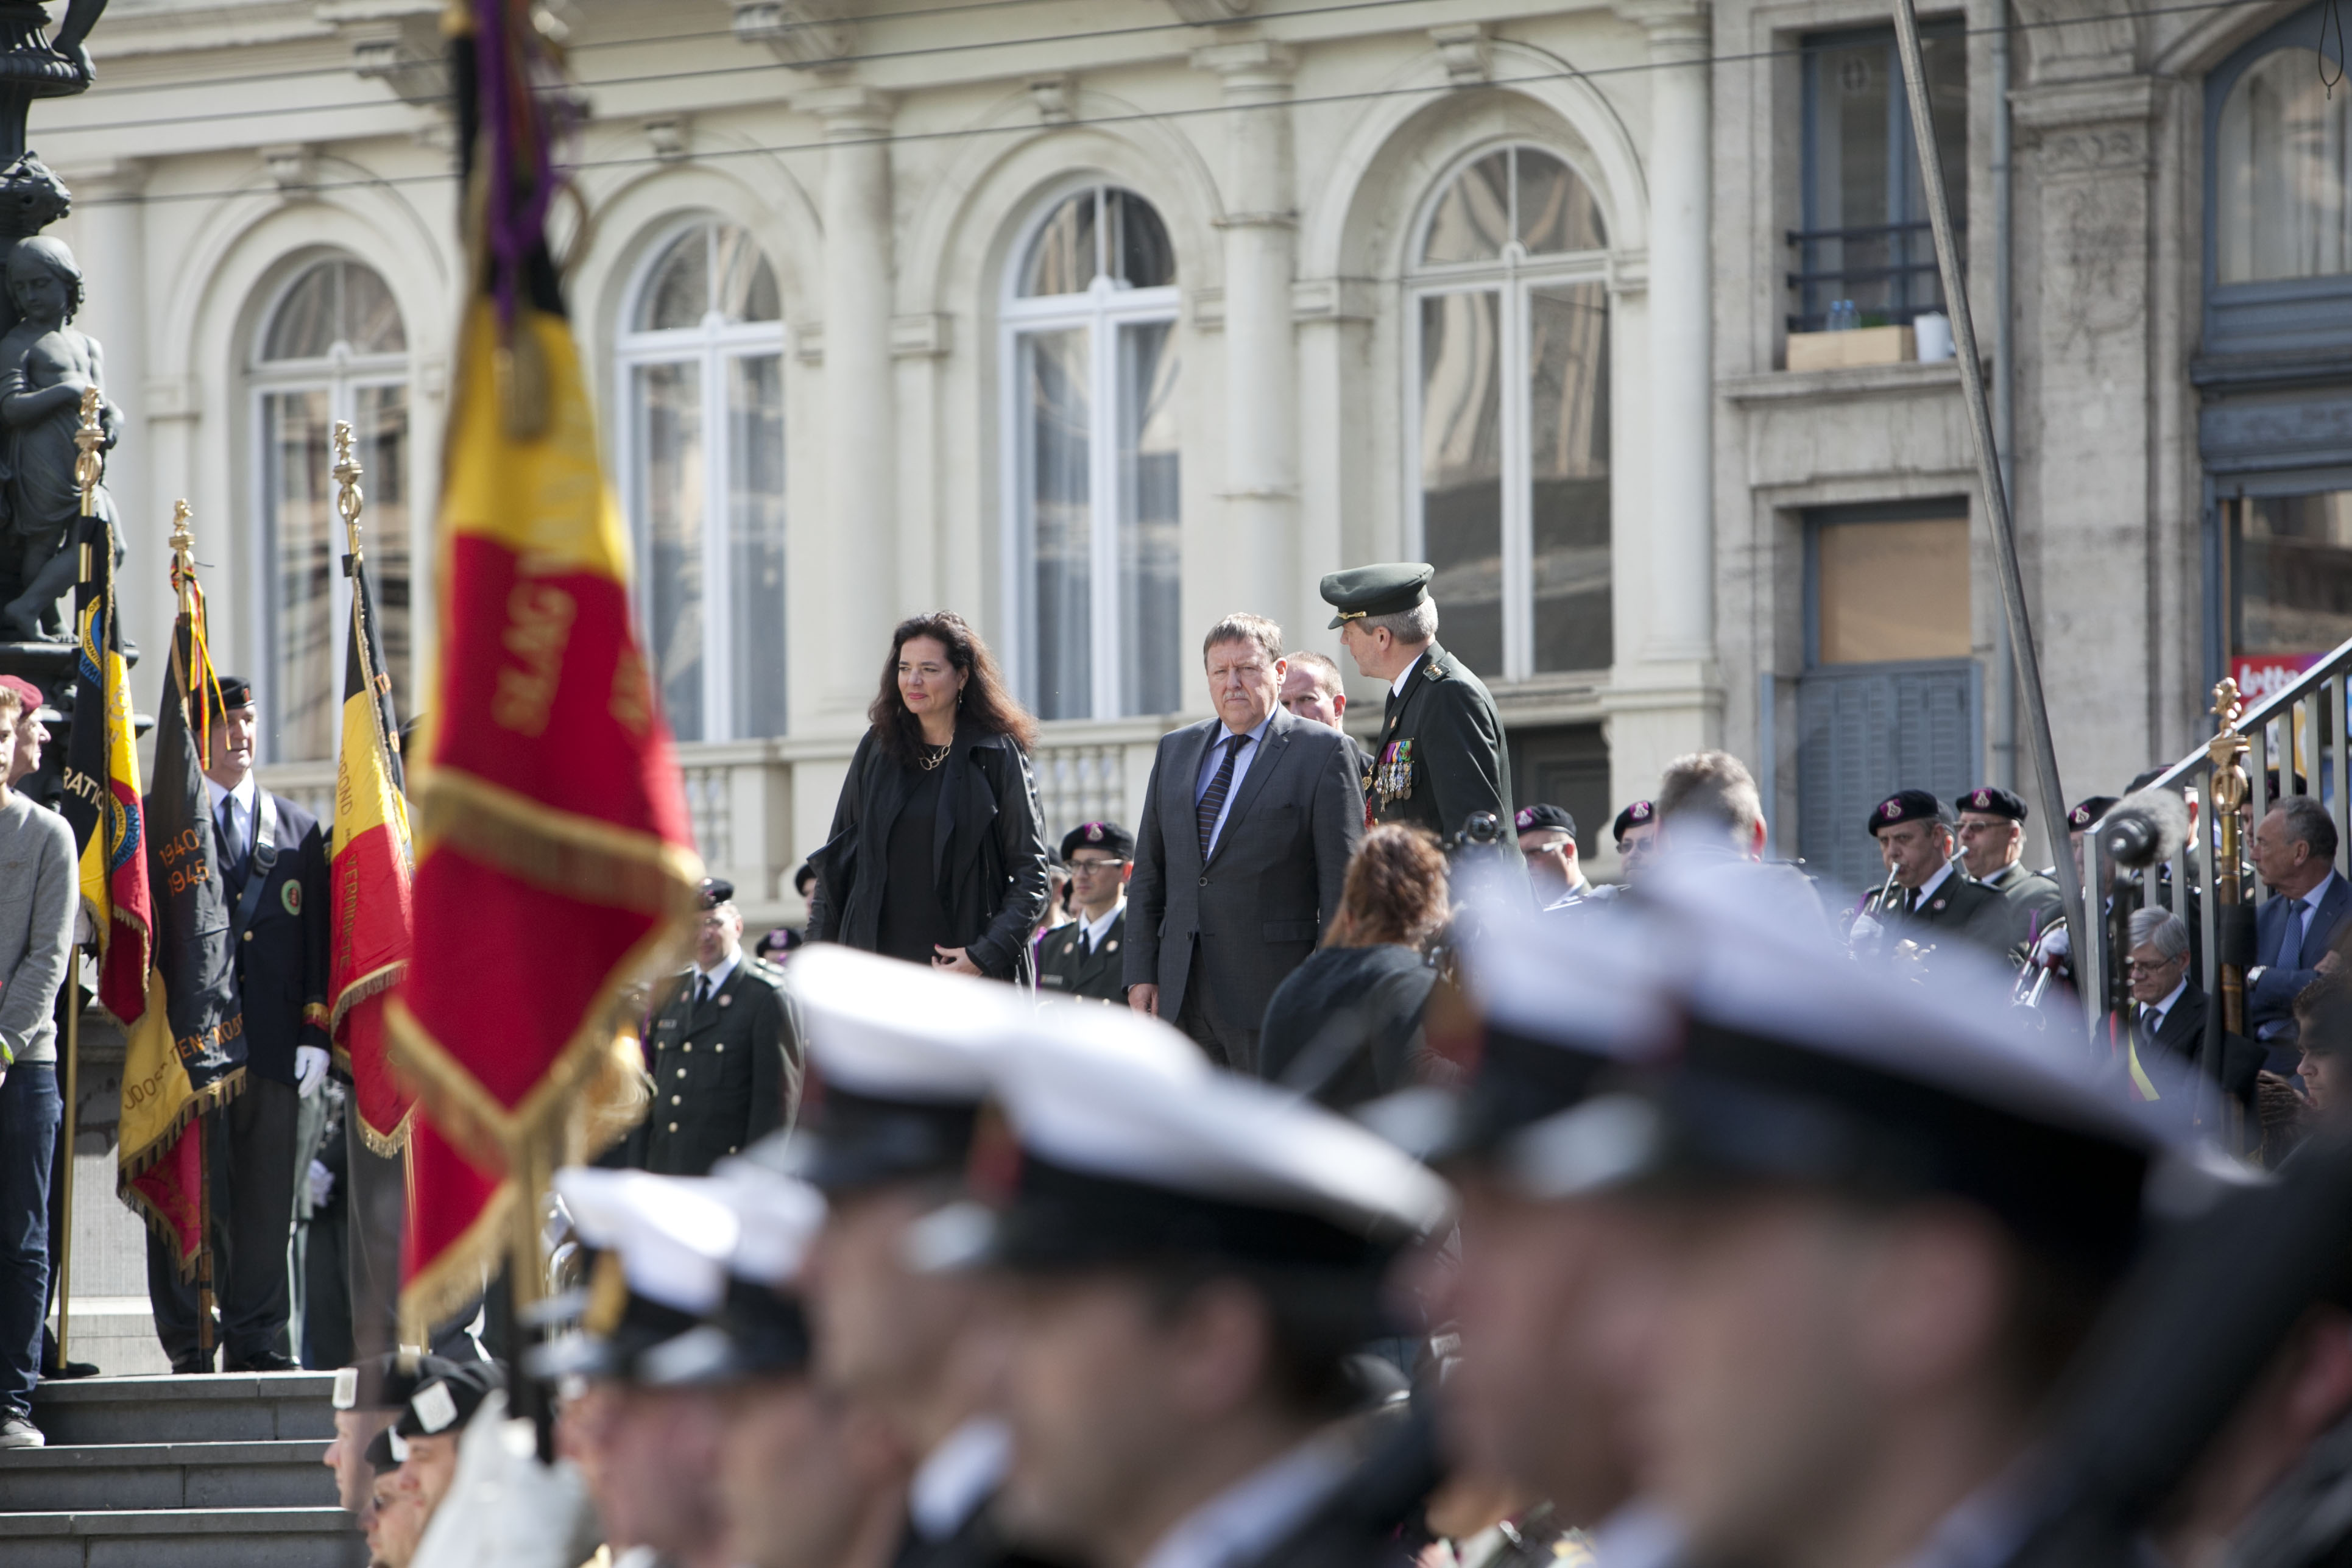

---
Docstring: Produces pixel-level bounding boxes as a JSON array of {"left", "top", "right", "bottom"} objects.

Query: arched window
[
  {"left": 1002, "top": 185, "right": 1182, "bottom": 721},
  {"left": 2216, "top": 47, "right": 2352, "bottom": 285},
  {"left": 1407, "top": 145, "right": 1611, "bottom": 683},
  {"left": 252, "top": 256, "right": 409, "bottom": 763},
  {"left": 616, "top": 219, "right": 788, "bottom": 742}
]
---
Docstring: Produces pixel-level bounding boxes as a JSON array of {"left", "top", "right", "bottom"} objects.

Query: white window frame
[
  {"left": 612, "top": 216, "right": 790, "bottom": 743},
  {"left": 998, "top": 180, "right": 1182, "bottom": 721},
  {"left": 1403, "top": 144, "right": 1612, "bottom": 685},
  {"left": 248, "top": 256, "right": 410, "bottom": 764}
]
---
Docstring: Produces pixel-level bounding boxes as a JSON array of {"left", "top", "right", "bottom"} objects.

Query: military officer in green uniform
[
  {"left": 1953, "top": 784, "right": 2066, "bottom": 950},
  {"left": 1854, "top": 789, "right": 2013, "bottom": 958},
  {"left": 626, "top": 878, "right": 802, "bottom": 1176},
  {"left": 1320, "top": 562, "right": 1515, "bottom": 849},
  {"left": 1035, "top": 820, "right": 1132, "bottom": 1005}
]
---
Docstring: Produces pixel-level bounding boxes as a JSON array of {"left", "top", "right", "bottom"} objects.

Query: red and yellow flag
[
  {"left": 389, "top": 4, "right": 700, "bottom": 1330},
  {"left": 60, "top": 513, "right": 150, "bottom": 1022},
  {"left": 330, "top": 507, "right": 416, "bottom": 1153}
]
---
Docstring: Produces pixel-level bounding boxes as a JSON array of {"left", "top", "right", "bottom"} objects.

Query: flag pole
[
  {"left": 166, "top": 500, "right": 217, "bottom": 1366},
  {"left": 51, "top": 389, "right": 105, "bottom": 1369}
]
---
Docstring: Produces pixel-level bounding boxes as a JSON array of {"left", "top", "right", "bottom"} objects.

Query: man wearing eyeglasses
[
  {"left": 1036, "top": 822, "right": 1132, "bottom": 1005},
  {"left": 2127, "top": 907, "right": 2259, "bottom": 1108}
]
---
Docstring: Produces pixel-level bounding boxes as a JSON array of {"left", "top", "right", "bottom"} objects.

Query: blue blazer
[{"left": 2248, "top": 870, "right": 2352, "bottom": 1043}]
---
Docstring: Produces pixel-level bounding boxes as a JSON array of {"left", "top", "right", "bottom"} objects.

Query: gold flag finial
[
  {"left": 333, "top": 419, "right": 365, "bottom": 556},
  {"left": 74, "top": 387, "right": 102, "bottom": 518}
]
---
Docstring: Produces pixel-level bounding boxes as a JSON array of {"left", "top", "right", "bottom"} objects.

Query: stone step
[
  {"left": 0, "top": 1505, "right": 365, "bottom": 1568},
  {"left": 0, "top": 1438, "right": 336, "bottom": 1511},
  {"left": 27, "top": 1372, "right": 337, "bottom": 1446}
]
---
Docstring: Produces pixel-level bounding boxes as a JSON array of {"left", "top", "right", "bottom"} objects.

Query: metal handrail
[{"left": 2077, "top": 630, "right": 2352, "bottom": 1062}]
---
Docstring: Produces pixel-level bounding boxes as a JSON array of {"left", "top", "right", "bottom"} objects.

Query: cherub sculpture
[{"left": 0, "top": 233, "right": 115, "bottom": 641}]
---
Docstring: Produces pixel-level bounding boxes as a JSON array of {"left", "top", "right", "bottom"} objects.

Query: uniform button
[
  {"left": 671, "top": 1095, "right": 682, "bottom": 1105},
  {"left": 715, "top": 1044, "right": 724, "bottom": 1053},
  {"left": 682, "top": 1044, "right": 692, "bottom": 1053},
  {"left": 668, "top": 1121, "right": 679, "bottom": 1132},
  {"left": 727, "top": 1146, "right": 737, "bottom": 1154},
  {"left": 1198, "top": 876, "right": 1207, "bottom": 886},
  {"left": 676, "top": 1068, "right": 687, "bottom": 1080},
  {"left": 241, "top": 931, "right": 253, "bottom": 942}
]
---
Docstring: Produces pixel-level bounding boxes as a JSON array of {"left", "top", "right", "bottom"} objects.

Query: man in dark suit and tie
[
  {"left": 1125, "top": 613, "right": 1364, "bottom": 1072},
  {"left": 2247, "top": 796, "right": 2352, "bottom": 1067},
  {"left": 146, "top": 676, "right": 330, "bottom": 1373},
  {"left": 1862, "top": 789, "right": 2011, "bottom": 957},
  {"left": 2125, "top": 908, "right": 2261, "bottom": 1108}
]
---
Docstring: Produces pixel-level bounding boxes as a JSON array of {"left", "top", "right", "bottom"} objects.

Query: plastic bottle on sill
[{"left": 1825, "top": 300, "right": 1860, "bottom": 333}]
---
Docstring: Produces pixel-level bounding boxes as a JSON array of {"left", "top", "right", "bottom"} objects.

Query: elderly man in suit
[
  {"left": 1125, "top": 613, "right": 1363, "bottom": 1071},
  {"left": 2248, "top": 795, "right": 2352, "bottom": 1065},
  {"left": 2126, "top": 908, "right": 2259, "bottom": 1109}
]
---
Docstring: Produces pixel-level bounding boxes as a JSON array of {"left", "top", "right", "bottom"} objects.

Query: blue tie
[
  {"left": 2283, "top": 894, "right": 2312, "bottom": 968},
  {"left": 1197, "top": 734, "right": 1248, "bottom": 861}
]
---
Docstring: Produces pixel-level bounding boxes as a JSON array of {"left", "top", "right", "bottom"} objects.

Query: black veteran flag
[{"left": 120, "top": 563, "right": 246, "bottom": 1269}]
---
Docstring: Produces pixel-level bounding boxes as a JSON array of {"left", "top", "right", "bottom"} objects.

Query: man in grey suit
[{"left": 1125, "top": 613, "right": 1365, "bottom": 1072}]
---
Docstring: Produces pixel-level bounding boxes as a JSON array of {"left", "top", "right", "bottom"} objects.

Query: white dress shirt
[
  {"left": 2140, "top": 975, "right": 2189, "bottom": 1037},
  {"left": 1194, "top": 713, "right": 1273, "bottom": 858},
  {"left": 1077, "top": 898, "right": 1125, "bottom": 953},
  {"left": 1389, "top": 652, "right": 1427, "bottom": 701},
  {"left": 908, "top": 1417, "right": 1012, "bottom": 1542},
  {"left": 690, "top": 948, "right": 740, "bottom": 1004},
  {"left": 203, "top": 769, "right": 258, "bottom": 857},
  {"left": 1907, "top": 859, "right": 1957, "bottom": 911},
  {"left": 1133, "top": 1436, "right": 1353, "bottom": 1568}
]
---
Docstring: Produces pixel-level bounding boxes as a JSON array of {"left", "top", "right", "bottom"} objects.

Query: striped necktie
[{"left": 1197, "top": 733, "right": 1249, "bottom": 861}]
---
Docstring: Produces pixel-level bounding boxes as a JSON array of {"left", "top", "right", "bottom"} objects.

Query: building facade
[{"left": 34, "top": 0, "right": 2345, "bottom": 915}]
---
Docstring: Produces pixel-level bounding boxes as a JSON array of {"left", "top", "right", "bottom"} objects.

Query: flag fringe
[
  {"left": 329, "top": 961, "right": 407, "bottom": 1039},
  {"left": 414, "top": 767, "right": 701, "bottom": 917},
  {"left": 115, "top": 1067, "right": 248, "bottom": 1282},
  {"left": 384, "top": 909, "right": 679, "bottom": 1168},
  {"left": 397, "top": 1175, "right": 515, "bottom": 1346}
]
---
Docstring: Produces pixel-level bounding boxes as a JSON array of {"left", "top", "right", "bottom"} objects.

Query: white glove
[
  {"left": 294, "top": 1045, "right": 330, "bottom": 1099},
  {"left": 1848, "top": 913, "right": 1884, "bottom": 947},
  {"left": 306, "top": 1157, "right": 335, "bottom": 1209},
  {"left": 2030, "top": 925, "right": 2071, "bottom": 969}
]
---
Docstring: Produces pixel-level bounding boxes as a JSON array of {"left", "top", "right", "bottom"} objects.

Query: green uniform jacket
[
  {"left": 1979, "top": 860, "right": 2066, "bottom": 948},
  {"left": 1367, "top": 643, "right": 1514, "bottom": 846},
  {"left": 627, "top": 955, "right": 802, "bottom": 1176},
  {"left": 1035, "top": 906, "right": 1129, "bottom": 1004},
  {"left": 1865, "top": 871, "right": 2015, "bottom": 960}
]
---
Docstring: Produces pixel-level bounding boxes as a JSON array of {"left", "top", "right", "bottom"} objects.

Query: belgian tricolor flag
[
  {"left": 329, "top": 528, "right": 415, "bottom": 1153},
  {"left": 60, "top": 511, "right": 149, "bottom": 1022}
]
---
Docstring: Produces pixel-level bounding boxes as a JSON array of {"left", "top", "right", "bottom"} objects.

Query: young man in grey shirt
[{"left": 0, "top": 681, "right": 77, "bottom": 1446}]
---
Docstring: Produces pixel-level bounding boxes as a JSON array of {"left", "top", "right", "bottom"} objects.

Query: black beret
[
  {"left": 699, "top": 877, "right": 736, "bottom": 909},
  {"left": 1059, "top": 821, "right": 1135, "bottom": 861},
  {"left": 1868, "top": 789, "right": 1949, "bottom": 836},
  {"left": 1955, "top": 786, "right": 2027, "bottom": 822},
  {"left": 214, "top": 674, "right": 255, "bottom": 712},
  {"left": 1612, "top": 800, "right": 1655, "bottom": 842},
  {"left": 2068, "top": 796, "right": 2121, "bottom": 830},
  {"left": 337, "top": 1352, "right": 461, "bottom": 1413},
  {"left": 793, "top": 862, "right": 818, "bottom": 894},
  {"left": 395, "top": 1357, "right": 506, "bottom": 1439},
  {"left": 1514, "top": 804, "right": 1577, "bottom": 839},
  {"left": 364, "top": 1427, "right": 404, "bottom": 1473},
  {"left": 1320, "top": 562, "right": 1434, "bottom": 630}
]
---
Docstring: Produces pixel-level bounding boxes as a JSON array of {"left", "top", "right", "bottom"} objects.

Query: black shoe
[
  {"left": 224, "top": 1351, "right": 298, "bottom": 1373},
  {"left": 38, "top": 1358, "right": 97, "bottom": 1380},
  {"left": 170, "top": 1354, "right": 215, "bottom": 1376}
]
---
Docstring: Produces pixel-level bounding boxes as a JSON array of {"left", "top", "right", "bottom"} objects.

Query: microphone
[{"left": 2102, "top": 787, "right": 2190, "bottom": 871}]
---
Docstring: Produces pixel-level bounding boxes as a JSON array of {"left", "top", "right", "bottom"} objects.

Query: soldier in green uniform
[
  {"left": 1320, "top": 562, "right": 1515, "bottom": 849},
  {"left": 1953, "top": 785, "right": 2066, "bottom": 950},
  {"left": 1034, "top": 821, "right": 1132, "bottom": 1005},
  {"left": 626, "top": 878, "right": 802, "bottom": 1176},
  {"left": 1853, "top": 790, "right": 2013, "bottom": 959}
]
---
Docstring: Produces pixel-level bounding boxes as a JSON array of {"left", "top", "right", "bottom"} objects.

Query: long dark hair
[{"left": 868, "top": 612, "right": 1037, "bottom": 766}]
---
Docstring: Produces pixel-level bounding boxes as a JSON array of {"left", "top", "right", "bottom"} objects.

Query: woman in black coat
[
  {"left": 807, "top": 612, "right": 1051, "bottom": 983},
  {"left": 1259, "top": 825, "right": 1449, "bottom": 1107}
]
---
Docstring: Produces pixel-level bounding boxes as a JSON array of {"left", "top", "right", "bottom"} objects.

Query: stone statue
[{"left": 0, "top": 233, "right": 113, "bottom": 640}]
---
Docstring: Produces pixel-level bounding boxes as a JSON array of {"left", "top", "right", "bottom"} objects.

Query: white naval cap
[
  {"left": 788, "top": 945, "right": 1026, "bottom": 1101},
  {"left": 703, "top": 1160, "right": 828, "bottom": 1288},
  {"left": 975, "top": 1024, "right": 1455, "bottom": 1271},
  {"left": 554, "top": 1167, "right": 738, "bottom": 1317},
  {"left": 1506, "top": 858, "right": 2180, "bottom": 1272}
]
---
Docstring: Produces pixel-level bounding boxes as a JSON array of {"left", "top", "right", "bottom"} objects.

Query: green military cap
[{"left": 1320, "top": 562, "right": 1434, "bottom": 629}]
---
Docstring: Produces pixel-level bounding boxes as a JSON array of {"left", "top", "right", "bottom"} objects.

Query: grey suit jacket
[{"left": 1123, "top": 707, "right": 1365, "bottom": 1064}]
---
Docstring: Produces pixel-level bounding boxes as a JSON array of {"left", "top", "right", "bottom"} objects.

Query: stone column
[
  {"left": 1602, "top": 0, "right": 1720, "bottom": 816},
  {"left": 1622, "top": 0, "right": 1712, "bottom": 663},
  {"left": 1195, "top": 41, "right": 1300, "bottom": 631},
  {"left": 801, "top": 87, "right": 897, "bottom": 715}
]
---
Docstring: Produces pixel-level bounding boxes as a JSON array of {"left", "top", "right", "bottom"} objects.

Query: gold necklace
[{"left": 919, "top": 743, "right": 952, "bottom": 772}]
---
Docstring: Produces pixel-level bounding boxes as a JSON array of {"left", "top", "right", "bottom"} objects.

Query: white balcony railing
[{"left": 257, "top": 715, "right": 1188, "bottom": 925}]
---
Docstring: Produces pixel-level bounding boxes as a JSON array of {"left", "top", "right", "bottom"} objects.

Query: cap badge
[
  {"left": 412, "top": 1380, "right": 459, "bottom": 1436},
  {"left": 1516, "top": 808, "right": 1533, "bottom": 828},
  {"left": 1631, "top": 802, "right": 1651, "bottom": 821},
  {"left": 1884, "top": 801, "right": 1902, "bottom": 820},
  {"left": 1086, "top": 824, "right": 1103, "bottom": 841}
]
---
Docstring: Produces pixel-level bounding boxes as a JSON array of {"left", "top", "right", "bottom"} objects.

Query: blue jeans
[{"left": 0, "top": 1063, "right": 58, "bottom": 1418}]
